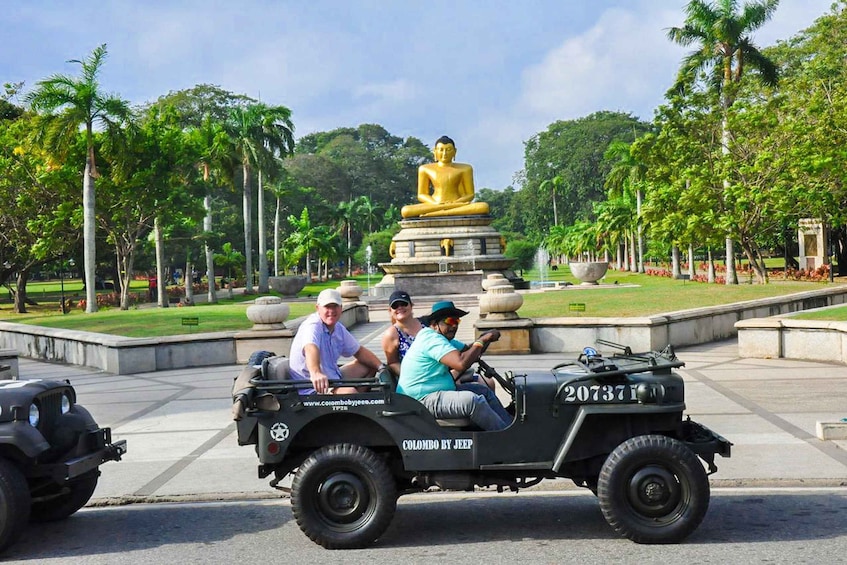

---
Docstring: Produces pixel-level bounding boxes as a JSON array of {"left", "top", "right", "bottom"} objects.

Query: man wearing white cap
[{"left": 289, "top": 288, "right": 382, "bottom": 394}]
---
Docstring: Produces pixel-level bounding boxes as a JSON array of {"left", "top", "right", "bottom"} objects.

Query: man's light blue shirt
[{"left": 289, "top": 313, "right": 360, "bottom": 394}]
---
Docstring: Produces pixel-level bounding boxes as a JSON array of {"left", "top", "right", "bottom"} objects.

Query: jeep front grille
[{"left": 35, "top": 390, "right": 63, "bottom": 434}]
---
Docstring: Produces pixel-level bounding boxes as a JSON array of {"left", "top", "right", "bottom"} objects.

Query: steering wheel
[{"left": 476, "top": 359, "right": 515, "bottom": 395}]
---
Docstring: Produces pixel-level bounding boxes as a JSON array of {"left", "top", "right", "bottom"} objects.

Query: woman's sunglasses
[
  {"left": 390, "top": 301, "right": 409, "bottom": 309},
  {"left": 441, "top": 316, "right": 461, "bottom": 327}
]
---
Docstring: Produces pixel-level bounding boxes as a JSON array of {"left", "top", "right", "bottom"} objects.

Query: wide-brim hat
[{"left": 420, "top": 300, "right": 468, "bottom": 326}]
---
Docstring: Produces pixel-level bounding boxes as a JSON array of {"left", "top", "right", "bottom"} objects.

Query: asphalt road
[{"left": 6, "top": 488, "right": 847, "bottom": 564}]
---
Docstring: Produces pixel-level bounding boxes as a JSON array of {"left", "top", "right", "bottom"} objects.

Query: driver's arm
[{"left": 440, "top": 330, "right": 500, "bottom": 373}]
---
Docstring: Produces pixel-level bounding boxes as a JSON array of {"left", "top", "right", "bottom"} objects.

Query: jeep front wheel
[
  {"left": 0, "top": 457, "right": 31, "bottom": 553},
  {"left": 30, "top": 470, "right": 99, "bottom": 522},
  {"left": 291, "top": 444, "right": 397, "bottom": 549},
  {"left": 597, "top": 435, "right": 709, "bottom": 544}
]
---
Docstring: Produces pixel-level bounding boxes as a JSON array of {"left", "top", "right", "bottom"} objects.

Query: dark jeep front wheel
[
  {"left": 597, "top": 435, "right": 709, "bottom": 544},
  {"left": 0, "top": 457, "right": 31, "bottom": 553},
  {"left": 30, "top": 470, "right": 99, "bottom": 522},
  {"left": 291, "top": 444, "right": 397, "bottom": 549}
]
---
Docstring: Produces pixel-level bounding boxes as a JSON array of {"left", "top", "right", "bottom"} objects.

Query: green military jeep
[
  {"left": 234, "top": 342, "right": 730, "bottom": 549},
  {"left": 0, "top": 377, "right": 127, "bottom": 553}
]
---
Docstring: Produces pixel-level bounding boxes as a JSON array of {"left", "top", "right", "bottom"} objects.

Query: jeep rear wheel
[
  {"left": 291, "top": 444, "right": 396, "bottom": 549},
  {"left": 30, "top": 471, "right": 99, "bottom": 522},
  {"left": 0, "top": 457, "right": 31, "bottom": 553},
  {"left": 597, "top": 435, "right": 709, "bottom": 544}
]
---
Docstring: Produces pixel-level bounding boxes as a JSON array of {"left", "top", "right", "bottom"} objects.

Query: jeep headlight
[
  {"left": 635, "top": 383, "right": 665, "bottom": 404},
  {"left": 28, "top": 403, "right": 40, "bottom": 427},
  {"left": 61, "top": 392, "right": 72, "bottom": 414}
]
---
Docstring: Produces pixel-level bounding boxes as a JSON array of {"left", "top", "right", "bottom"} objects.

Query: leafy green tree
[
  {"left": 521, "top": 111, "right": 650, "bottom": 234},
  {"left": 213, "top": 242, "right": 244, "bottom": 298},
  {"left": 504, "top": 239, "right": 537, "bottom": 276},
  {"left": 25, "top": 44, "right": 132, "bottom": 311},
  {"left": 225, "top": 102, "right": 294, "bottom": 293},
  {"left": 0, "top": 109, "right": 80, "bottom": 312},
  {"left": 98, "top": 109, "right": 204, "bottom": 308},
  {"left": 668, "top": 0, "right": 779, "bottom": 283},
  {"left": 285, "top": 207, "right": 322, "bottom": 280}
]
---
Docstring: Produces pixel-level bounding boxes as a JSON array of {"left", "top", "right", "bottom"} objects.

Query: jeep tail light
[{"left": 267, "top": 442, "right": 280, "bottom": 455}]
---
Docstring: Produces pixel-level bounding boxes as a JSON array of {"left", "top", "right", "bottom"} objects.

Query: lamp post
[{"left": 366, "top": 245, "right": 373, "bottom": 297}]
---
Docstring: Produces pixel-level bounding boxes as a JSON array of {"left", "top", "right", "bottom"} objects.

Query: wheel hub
[
  {"left": 317, "top": 472, "right": 369, "bottom": 524},
  {"left": 627, "top": 465, "right": 682, "bottom": 517}
]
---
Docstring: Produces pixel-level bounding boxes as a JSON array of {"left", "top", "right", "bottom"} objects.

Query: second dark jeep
[{"left": 234, "top": 343, "right": 731, "bottom": 549}]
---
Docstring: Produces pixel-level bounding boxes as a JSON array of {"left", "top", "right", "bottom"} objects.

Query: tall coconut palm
[
  {"left": 26, "top": 44, "right": 131, "bottom": 312},
  {"left": 191, "top": 116, "right": 234, "bottom": 304},
  {"left": 668, "top": 0, "right": 779, "bottom": 284},
  {"left": 539, "top": 175, "right": 564, "bottom": 227},
  {"left": 225, "top": 103, "right": 294, "bottom": 293},
  {"left": 604, "top": 140, "right": 648, "bottom": 272}
]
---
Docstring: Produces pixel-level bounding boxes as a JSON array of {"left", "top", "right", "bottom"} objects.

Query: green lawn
[
  {"left": 792, "top": 304, "right": 847, "bottom": 321},
  {"left": 514, "top": 268, "right": 834, "bottom": 318},
  {"left": 1, "top": 271, "right": 841, "bottom": 336}
]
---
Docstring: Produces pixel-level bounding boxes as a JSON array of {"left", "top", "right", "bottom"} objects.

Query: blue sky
[{"left": 2, "top": 0, "right": 834, "bottom": 191}]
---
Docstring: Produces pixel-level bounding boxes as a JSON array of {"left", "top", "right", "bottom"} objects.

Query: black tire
[
  {"left": 0, "top": 458, "right": 31, "bottom": 553},
  {"left": 30, "top": 471, "right": 99, "bottom": 522},
  {"left": 291, "top": 444, "right": 397, "bottom": 549},
  {"left": 597, "top": 435, "right": 710, "bottom": 544}
]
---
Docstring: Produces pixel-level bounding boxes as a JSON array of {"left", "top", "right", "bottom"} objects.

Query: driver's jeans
[{"left": 420, "top": 384, "right": 512, "bottom": 431}]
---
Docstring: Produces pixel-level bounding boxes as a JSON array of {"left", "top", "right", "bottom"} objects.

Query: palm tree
[
  {"left": 26, "top": 44, "right": 131, "bottom": 312},
  {"left": 604, "top": 140, "right": 647, "bottom": 272},
  {"left": 191, "top": 116, "right": 234, "bottom": 304},
  {"left": 336, "top": 198, "right": 359, "bottom": 276},
  {"left": 286, "top": 208, "right": 322, "bottom": 280},
  {"left": 539, "top": 175, "right": 564, "bottom": 226},
  {"left": 225, "top": 103, "right": 294, "bottom": 294},
  {"left": 668, "top": 0, "right": 779, "bottom": 284}
]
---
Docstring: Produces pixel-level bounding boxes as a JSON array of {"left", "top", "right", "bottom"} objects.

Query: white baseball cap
[{"left": 316, "top": 288, "right": 343, "bottom": 307}]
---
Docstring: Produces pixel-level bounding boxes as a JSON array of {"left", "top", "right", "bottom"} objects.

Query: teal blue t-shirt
[{"left": 396, "top": 327, "right": 464, "bottom": 400}]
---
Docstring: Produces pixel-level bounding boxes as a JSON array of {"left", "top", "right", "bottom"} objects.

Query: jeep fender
[{"left": 551, "top": 403, "right": 685, "bottom": 472}]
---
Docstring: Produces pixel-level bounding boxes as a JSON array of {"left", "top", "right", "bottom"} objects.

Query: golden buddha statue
[{"left": 401, "top": 136, "right": 490, "bottom": 218}]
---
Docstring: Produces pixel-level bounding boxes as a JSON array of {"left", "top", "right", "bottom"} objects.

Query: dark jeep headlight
[
  {"left": 29, "top": 402, "right": 40, "bottom": 427},
  {"left": 61, "top": 392, "right": 72, "bottom": 414}
]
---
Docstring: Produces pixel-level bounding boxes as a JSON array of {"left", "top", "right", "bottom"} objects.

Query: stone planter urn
[
  {"left": 568, "top": 261, "right": 609, "bottom": 285},
  {"left": 268, "top": 276, "right": 307, "bottom": 297},
  {"left": 246, "top": 296, "right": 289, "bottom": 330},
  {"left": 481, "top": 273, "right": 508, "bottom": 291},
  {"left": 338, "top": 280, "right": 364, "bottom": 303},
  {"left": 479, "top": 283, "right": 524, "bottom": 320}
]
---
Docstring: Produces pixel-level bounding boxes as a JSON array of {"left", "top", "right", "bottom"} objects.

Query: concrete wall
[
  {"left": 529, "top": 286, "right": 847, "bottom": 354},
  {"left": 737, "top": 305, "right": 847, "bottom": 364},
  {"left": 0, "top": 303, "right": 369, "bottom": 375}
]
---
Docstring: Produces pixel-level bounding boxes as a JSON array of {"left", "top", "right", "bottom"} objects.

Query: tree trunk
[
  {"left": 672, "top": 246, "right": 681, "bottom": 278},
  {"left": 204, "top": 193, "right": 218, "bottom": 304},
  {"left": 725, "top": 236, "right": 738, "bottom": 285},
  {"left": 741, "top": 242, "right": 767, "bottom": 284},
  {"left": 184, "top": 259, "right": 195, "bottom": 303},
  {"left": 615, "top": 243, "right": 622, "bottom": 270},
  {"left": 154, "top": 217, "right": 168, "bottom": 308},
  {"left": 83, "top": 156, "right": 98, "bottom": 313},
  {"left": 257, "top": 170, "right": 269, "bottom": 293},
  {"left": 629, "top": 231, "right": 637, "bottom": 272},
  {"left": 688, "top": 244, "right": 695, "bottom": 279},
  {"left": 274, "top": 196, "right": 281, "bottom": 277},
  {"left": 636, "top": 189, "right": 644, "bottom": 273},
  {"left": 117, "top": 242, "right": 134, "bottom": 310},
  {"left": 242, "top": 162, "right": 254, "bottom": 294},
  {"left": 13, "top": 271, "right": 28, "bottom": 314},
  {"left": 707, "top": 248, "right": 716, "bottom": 283}
]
